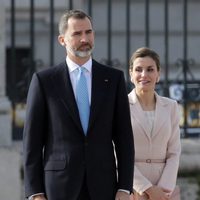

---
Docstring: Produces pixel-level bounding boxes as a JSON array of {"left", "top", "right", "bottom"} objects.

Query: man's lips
[{"left": 79, "top": 44, "right": 91, "bottom": 50}]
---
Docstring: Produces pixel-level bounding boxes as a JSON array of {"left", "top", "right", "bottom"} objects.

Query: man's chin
[{"left": 75, "top": 51, "right": 92, "bottom": 58}]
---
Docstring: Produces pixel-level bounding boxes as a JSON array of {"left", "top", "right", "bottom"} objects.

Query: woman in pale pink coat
[{"left": 128, "top": 47, "right": 181, "bottom": 200}]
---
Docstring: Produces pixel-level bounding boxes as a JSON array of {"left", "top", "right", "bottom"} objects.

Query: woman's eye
[
  {"left": 135, "top": 68, "right": 142, "bottom": 72},
  {"left": 148, "top": 68, "right": 154, "bottom": 72}
]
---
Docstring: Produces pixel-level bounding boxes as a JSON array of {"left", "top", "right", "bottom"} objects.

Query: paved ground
[
  {"left": 0, "top": 146, "right": 22, "bottom": 200},
  {"left": 0, "top": 138, "right": 200, "bottom": 200},
  {"left": 179, "top": 138, "right": 200, "bottom": 172},
  {"left": 178, "top": 138, "right": 200, "bottom": 200},
  {"left": 178, "top": 178, "right": 199, "bottom": 200}
]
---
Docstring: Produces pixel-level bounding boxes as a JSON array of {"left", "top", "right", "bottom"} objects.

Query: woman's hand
[{"left": 145, "top": 186, "right": 171, "bottom": 200}]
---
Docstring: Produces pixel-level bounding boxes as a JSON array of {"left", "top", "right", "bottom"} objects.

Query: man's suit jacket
[
  {"left": 128, "top": 89, "right": 181, "bottom": 198},
  {"left": 23, "top": 60, "right": 134, "bottom": 200}
]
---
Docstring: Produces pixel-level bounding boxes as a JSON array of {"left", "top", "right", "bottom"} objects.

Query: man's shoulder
[
  {"left": 92, "top": 59, "right": 123, "bottom": 74},
  {"left": 36, "top": 61, "right": 66, "bottom": 77}
]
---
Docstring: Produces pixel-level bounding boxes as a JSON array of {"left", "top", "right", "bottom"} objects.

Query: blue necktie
[{"left": 76, "top": 67, "right": 90, "bottom": 134}]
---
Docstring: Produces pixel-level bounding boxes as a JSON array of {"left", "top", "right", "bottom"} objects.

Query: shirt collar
[{"left": 66, "top": 56, "right": 92, "bottom": 73}]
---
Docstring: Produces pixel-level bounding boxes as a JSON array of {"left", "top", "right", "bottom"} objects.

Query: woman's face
[{"left": 130, "top": 56, "right": 160, "bottom": 92}]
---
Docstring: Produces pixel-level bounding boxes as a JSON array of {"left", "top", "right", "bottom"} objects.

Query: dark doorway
[{"left": 6, "top": 47, "right": 31, "bottom": 140}]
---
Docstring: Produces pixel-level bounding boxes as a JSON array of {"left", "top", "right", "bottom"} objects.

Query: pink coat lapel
[
  {"left": 128, "top": 90, "right": 169, "bottom": 139},
  {"left": 128, "top": 90, "right": 151, "bottom": 140}
]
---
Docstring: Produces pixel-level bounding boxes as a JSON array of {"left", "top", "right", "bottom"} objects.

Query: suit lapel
[
  {"left": 87, "top": 62, "right": 107, "bottom": 132},
  {"left": 49, "top": 62, "right": 82, "bottom": 132}
]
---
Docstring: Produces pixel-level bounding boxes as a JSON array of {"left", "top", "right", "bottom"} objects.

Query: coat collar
[
  {"left": 128, "top": 89, "right": 169, "bottom": 139},
  {"left": 128, "top": 88, "right": 168, "bottom": 107},
  {"left": 49, "top": 62, "right": 83, "bottom": 132}
]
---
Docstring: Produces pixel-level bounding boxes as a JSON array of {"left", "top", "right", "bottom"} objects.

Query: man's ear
[{"left": 58, "top": 35, "right": 65, "bottom": 46}]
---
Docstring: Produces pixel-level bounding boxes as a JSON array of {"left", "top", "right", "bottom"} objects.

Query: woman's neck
[{"left": 135, "top": 89, "right": 156, "bottom": 111}]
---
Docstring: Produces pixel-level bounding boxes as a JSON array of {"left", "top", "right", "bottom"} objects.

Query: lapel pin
[{"left": 104, "top": 79, "right": 109, "bottom": 82}]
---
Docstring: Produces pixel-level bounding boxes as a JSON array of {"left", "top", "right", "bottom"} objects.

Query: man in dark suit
[{"left": 23, "top": 9, "right": 134, "bottom": 200}]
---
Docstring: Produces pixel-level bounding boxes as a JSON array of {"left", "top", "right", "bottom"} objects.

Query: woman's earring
[{"left": 130, "top": 77, "right": 134, "bottom": 82}]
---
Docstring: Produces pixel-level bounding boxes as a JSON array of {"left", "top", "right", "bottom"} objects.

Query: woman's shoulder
[{"left": 156, "top": 93, "right": 178, "bottom": 106}]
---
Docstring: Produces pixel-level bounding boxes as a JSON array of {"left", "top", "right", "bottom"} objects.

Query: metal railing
[{"left": 8, "top": 0, "right": 200, "bottom": 139}]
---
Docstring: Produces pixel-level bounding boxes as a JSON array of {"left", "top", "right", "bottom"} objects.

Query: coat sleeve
[
  {"left": 157, "top": 101, "right": 181, "bottom": 192},
  {"left": 23, "top": 73, "right": 46, "bottom": 198},
  {"left": 133, "top": 165, "right": 153, "bottom": 195}
]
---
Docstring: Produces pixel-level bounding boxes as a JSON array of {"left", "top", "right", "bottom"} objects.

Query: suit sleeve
[
  {"left": 113, "top": 72, "right": 135, "bottom": 192},
  {"left": 23, "top": 73, "right": 46, "bottom": 198}
]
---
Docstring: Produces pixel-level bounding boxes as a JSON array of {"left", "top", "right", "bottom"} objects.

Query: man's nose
[{"left": 80, "top": 34, "right": 88, "bottom": 43}]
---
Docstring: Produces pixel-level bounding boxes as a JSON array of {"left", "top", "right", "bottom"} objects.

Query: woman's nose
[{"left": 141, "top": 70, "right": 147, "bottom": 76}]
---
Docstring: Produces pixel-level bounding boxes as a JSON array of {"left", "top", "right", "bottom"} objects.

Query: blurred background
[{"left": 0, "top": 0, "right": 200, "bottom": 199}]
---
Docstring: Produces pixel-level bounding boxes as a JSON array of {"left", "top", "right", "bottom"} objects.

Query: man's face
[{"left": 59, "top": 17, "right": 95, "bottom": 59}]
